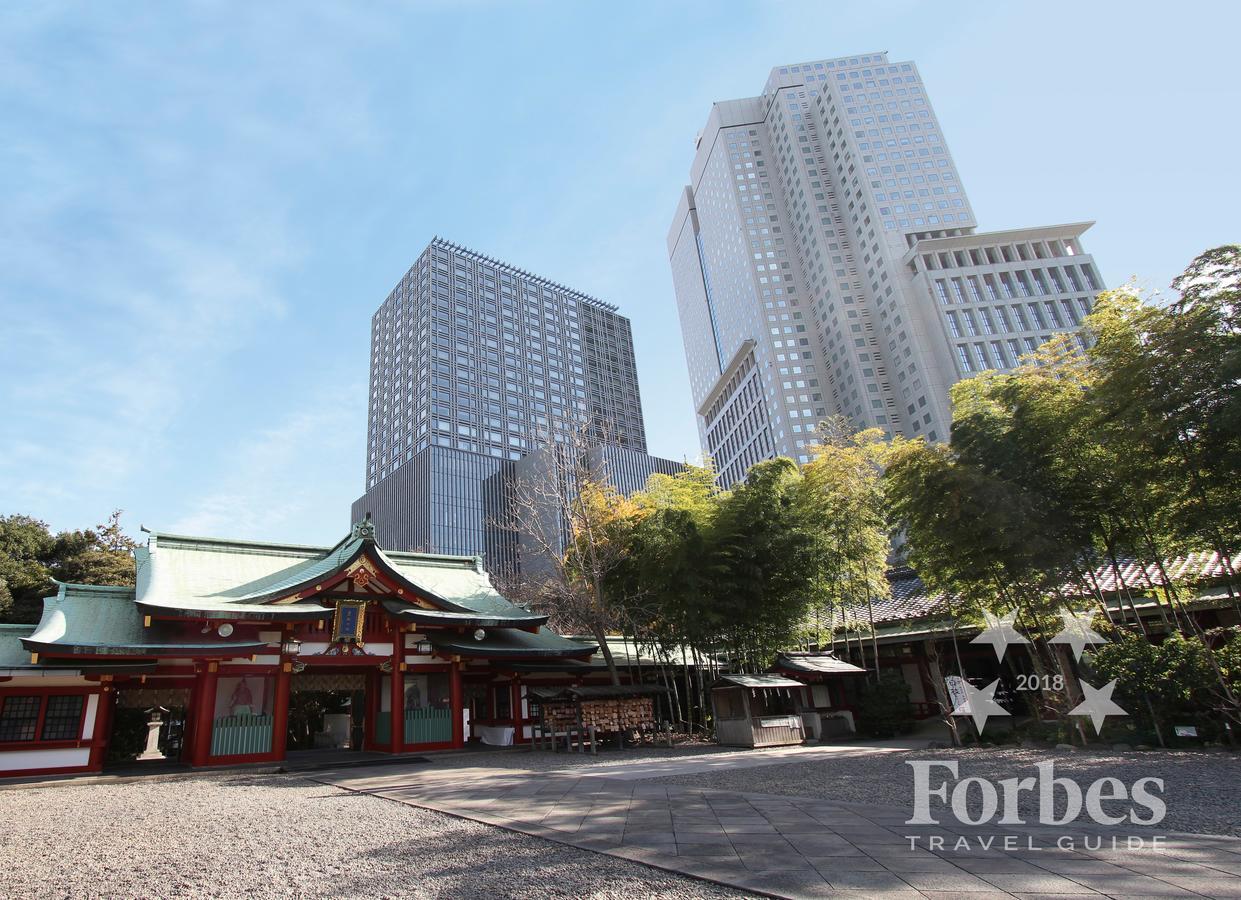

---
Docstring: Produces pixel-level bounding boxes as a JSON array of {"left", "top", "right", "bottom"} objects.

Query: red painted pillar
[
  {"left": 189, "top": 662, "right": 219, "bottom": 767},
  {"left": 87, "top": 684, "right": 115, "bottom": 771},
  {"left": 272, "top": 663, "right": 292, "bottom": 760},
  {"left": 364, "top": 669, "right": 378, "bottom": 750},
  {"left": 450, "top": 658, "right": 464, "bottom": 748},
  {"left": 510, "top": 679, "right": 522, "bottom": 743},
  {"left": 390, "top": 653, "right": 405, "bottom": 755}
]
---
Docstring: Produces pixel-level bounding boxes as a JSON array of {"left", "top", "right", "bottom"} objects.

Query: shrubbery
[{"left": 854, "top": 672, "right": 915, "bottom": 738}]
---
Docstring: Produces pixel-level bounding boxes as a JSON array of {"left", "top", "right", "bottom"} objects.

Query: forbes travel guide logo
[{"left": 904, "top": 760, "right": 1167, "bottom": 851}]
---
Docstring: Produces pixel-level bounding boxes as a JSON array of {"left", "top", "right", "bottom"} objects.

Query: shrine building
[{"left": 0, "top": 519, "right": 601, "bottom": 778}]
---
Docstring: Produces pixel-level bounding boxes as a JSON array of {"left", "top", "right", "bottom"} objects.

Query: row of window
[
  {"left": 945, "top": 297, "right": 1091, "bottom": 337},
  {"left": 0, "top": 694, "right": 85, "bottom": 743},
  {"left": 956, "top": 336, "right": 1055, "bottom": 374},
  {"left": 933, "top": 265, "right": 1099, "bottom": 305}
]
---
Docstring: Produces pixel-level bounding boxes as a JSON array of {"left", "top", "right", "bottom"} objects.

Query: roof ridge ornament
[{"left": 352, "top": 513, "right": 377, "bottom": 543}]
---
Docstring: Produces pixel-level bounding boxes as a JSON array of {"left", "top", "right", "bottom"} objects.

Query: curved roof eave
[
  {"left": 136, "top": 600, "right": 332, "bottom": 622},
  {"left": 426, "top": 630, "right": 597, "bottom": 660},
  {"left": 379, "top": 599, "right": 547, "bottom": 628},
  {"left": 21, "top": 638, "right": 271, "bottom": 659}
]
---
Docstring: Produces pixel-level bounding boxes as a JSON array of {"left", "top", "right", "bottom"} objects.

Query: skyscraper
[
  {"left": 668, "top": 52, "right": 1105, "bottom": 486},
  {"left": 353, "top": 238, "right": 676, "bottom": 574}
]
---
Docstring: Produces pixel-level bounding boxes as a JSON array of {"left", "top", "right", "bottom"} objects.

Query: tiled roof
[
  {"left": 24, "top": 524, "right": 575, "bottom": 660},
  {"left": 775, "top": 651, "right": 867, "bottom": 675},
  {"left": 845, "top": 568, "right": 946, "bottom": 625},
  {"left": 1087, "top": 552, "right": 1235, "bottom": 593},
  {"left": 844, "top": 554, "right": 1236, "bottom": 628}
]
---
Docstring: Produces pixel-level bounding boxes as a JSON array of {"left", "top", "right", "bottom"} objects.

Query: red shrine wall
[{"left": 0, "top": 681, "right": 108, "bottom": 778}]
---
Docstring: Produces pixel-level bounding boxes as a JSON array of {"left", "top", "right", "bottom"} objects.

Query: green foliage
[
  {"left": 711, "top": 458, "right": 821, "bottom": 668},
  {"left": 1088, "top": 628, "right": 1240, "bottom": 743},
  {"left": 854, "top": 672, "right": 915, "bottom": 738},
  {"left": 611, "top": 457, "right": 822, "bottom": 672},
  {"left": 882, "top": 246, "right": 1241, "bottom": 731},
  {"left": 0, "top": 514, "right": 56, "bottom": 621},
  {"left": 796, "top": 422, "right": 896, "bottom": 661},
  {"left": 0, "top": 510, "right": 139, "bottom": 623}
]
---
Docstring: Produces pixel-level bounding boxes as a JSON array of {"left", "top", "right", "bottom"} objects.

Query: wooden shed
[
  {"left": 772, "top": 651, "right": 868, "bottom": 740},
  {"left": 710, "top": 674, "right": 807, "bottom": 747}
]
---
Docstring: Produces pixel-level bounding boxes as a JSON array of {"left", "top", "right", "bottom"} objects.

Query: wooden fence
[
  {"left": 375, "top": 708, "right": 453, "bottom": 745},
  {"left": 210, "top": 714, "right": 273, "bottom": 757}
]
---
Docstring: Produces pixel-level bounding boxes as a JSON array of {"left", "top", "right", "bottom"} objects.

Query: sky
[{"left": 1, "top": 0, "right": 1237, "bottom": 546}]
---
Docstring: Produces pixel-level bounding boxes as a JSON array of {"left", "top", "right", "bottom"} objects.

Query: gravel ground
[
  {"left": 0, "top": 773, "right": 750, "bottom": 899},
  {"left": 650, "top": 747, "right": 1241, "bottom": 837}
]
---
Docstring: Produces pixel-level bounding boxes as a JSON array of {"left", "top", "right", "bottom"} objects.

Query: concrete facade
[
  {"left": 354, "top": 238, "right": 679, "bottom": 576},
  {"left": 668, "top": 52, "right": 1104, "bottom": 485}
]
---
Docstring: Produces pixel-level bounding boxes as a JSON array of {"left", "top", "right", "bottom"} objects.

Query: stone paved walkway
[
  {"left": 552, "top": 740, "right": 930, "bottom": 781},
  {"left": 313, "top": 762, "right": 1241, "bottom": 899}
]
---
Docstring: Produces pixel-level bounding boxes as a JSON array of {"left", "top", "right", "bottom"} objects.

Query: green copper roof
[
  {"left": 427, "top": 628, "right": 597, "bottom": 659},
  {"left": 22, "top": 583, "right": 275, "bottom": 658},
  {"left": 25, "top": 583, "right": 143, "bottom": 651},
  {"left": 135, "top": 531, "right": 342, "bottom": 616},
  {"left": 379, "top": 599, "right": 547, "bottom": 628},
  {"left": 134, "top": 526, "right": 538, "bottom": 623},
  {"left": 0, "top": 624, "right": 37, "bottom": 669},
  {"left": 20, "top": 522, "right": 585, "bottom": 663}
]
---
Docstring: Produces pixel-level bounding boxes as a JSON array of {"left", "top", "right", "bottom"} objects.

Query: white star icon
[
  {"left": 1049, "top": 611, "right": 1109, "bottom": 662},
  {"left": 970, "top": 610, "right": 1030, "bottom": 663},
  {"left": 951, "top": 678, "right": 1011, "bottom": 734},
  {"left": 1069, "top": 680, "right": 1128, "bottom": 734}
]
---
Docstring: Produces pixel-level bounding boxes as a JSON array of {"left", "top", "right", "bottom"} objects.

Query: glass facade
[{"left": 354, "top": 239, "right": 671, "bottom": 577}]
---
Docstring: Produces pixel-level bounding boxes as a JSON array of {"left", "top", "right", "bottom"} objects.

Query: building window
[
  {"left": 40, "top": 695, "right": 85, "bottom": 741},
  {"left": 0, "top": 693, "right": 88, "bottom": 743},
  {"left": 0, "top": 696, "right": 40, "bottom": 742}
]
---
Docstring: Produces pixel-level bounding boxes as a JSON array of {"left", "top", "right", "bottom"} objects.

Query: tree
[
  {"left": 0, "top": 515, "right": 55, "bottom": 622},
  {"left": 502, "top": 428, "right": 645, "bottom": 685},
  {"left": 1087, "top": 255, "right": 1241, "bottom": 598},
  {"left": 1087, "top": 628, "right": 1240, "bottom": 745},
  {"left": 709, "top": 457, "right": 821, "bottom": 671},
  {"left": 0, "top": 510, "right": 138, "bottom": 624},
  {"left": 798, "top": 420, "right": 898, "bottom": 677}
]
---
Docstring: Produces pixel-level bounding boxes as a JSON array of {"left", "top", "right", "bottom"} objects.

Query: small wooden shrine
[{"left": 710, "top": 674, "right": 808, "bottom": 748}]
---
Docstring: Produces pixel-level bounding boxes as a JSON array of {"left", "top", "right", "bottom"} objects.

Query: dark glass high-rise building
[{"left": 352, "top": 238, "right": 677, "bottom": 575}]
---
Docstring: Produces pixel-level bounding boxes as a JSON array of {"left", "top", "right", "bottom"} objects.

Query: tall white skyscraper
[{"left": 668, "top": 52, "right": 1105, "bottom": 486}]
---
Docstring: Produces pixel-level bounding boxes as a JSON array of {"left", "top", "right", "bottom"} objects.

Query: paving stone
[
  {"left": 897, "top": 870, "right": 1007, "bottom": 892},
  {"left": 1050, "top": 874, "right": 1201, "bottom": 895},
  {"left": 729, "top": 835, "right": 797, "bottom": 849},
  {"left": 313, "top": 760, "right": 1237, "bottom": 900},
  {"left": 978, "top": 872, "right": 1102, "bottom": 893},
  {"left": 806, "top": 856, "right": 889, "bottom": 873},
  {"left": 623, "top": 834, "right": 679, "bottom": 850},
  {"left": 875, "top": 856, "right": 962, "bottom": 873},
  {"left": 824, "top": 870, "right": 919, "bottom": 892},
  {"left": 1143, "top": 874, "right": 1241, "bottom": 898},
  {"left": 953, "top": 856, "right": 1048, "bottom": 875}
]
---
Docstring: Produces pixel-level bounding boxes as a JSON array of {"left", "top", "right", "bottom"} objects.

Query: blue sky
[{"left": 1, "top": 1, "right": 1237, "bottom": 545}]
